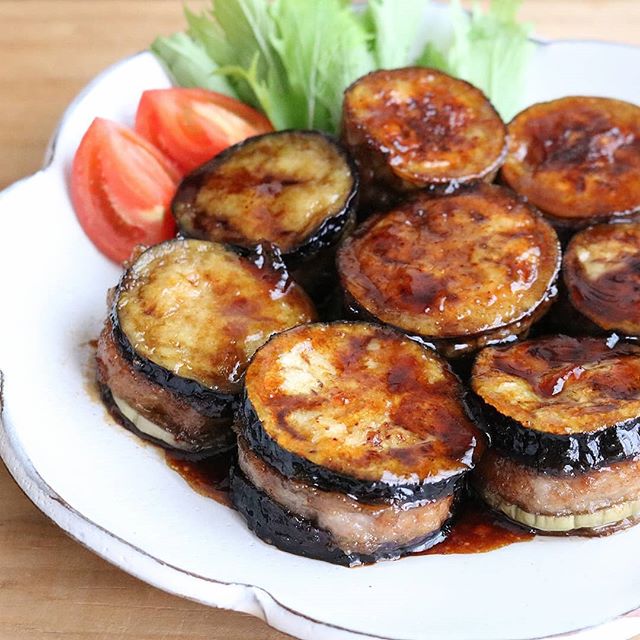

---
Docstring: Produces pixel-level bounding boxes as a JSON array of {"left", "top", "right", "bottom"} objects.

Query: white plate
[{"left": 2, "top": 17, "right": 640, "bottom": 640}]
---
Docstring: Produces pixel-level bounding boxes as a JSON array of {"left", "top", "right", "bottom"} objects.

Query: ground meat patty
[
  {"left": 237, "top": 438, "right": 454, "bottom": 557},
  {"left": 474, "top": 449, "right": 640, "bottom": 534},
  {"left": 96, "top": 319, "right": 233, "bottom": 453}
]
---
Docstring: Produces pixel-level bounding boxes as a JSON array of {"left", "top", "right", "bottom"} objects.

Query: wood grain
[{"left": 1, "top": 1, "right": 639, "bottom": 638}]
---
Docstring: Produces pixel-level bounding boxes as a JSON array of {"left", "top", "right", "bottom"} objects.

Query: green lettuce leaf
[
  {"left": 419, "top": 0, "right": 534, "bottom": 119},
  {"left": 361, "top": 0, "right": 429, "bottom": 69},
  {"left": 150, "top": 32, "right": 236, "bottom": 95},
  {"left": 151, "top": 0, "right": 533, "bottom": 132},
  {"left": 269, "top": 0, "right": 373, "bottom": 129}
]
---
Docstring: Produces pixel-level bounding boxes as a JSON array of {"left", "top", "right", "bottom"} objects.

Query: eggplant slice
[
  {"left": 232, "top": 321, "right": 483, "bottom": 564},
  {"left": 501, "top": 97, "right": 640, "bottom": 232},
  {"left": 97, "top": 238, "right": 316, "bottom": 456},
  {"left": 337, "top": 183, "right": 561, "bottom": 359},
  {"left": 342, "top": 67, "right": 507, "bottom": 211},
  {"left": 563, "top": 222, "right": 640, "bottom": 338},
  {"left": 171, "top": 130, "right": 358, "bottom": 296},
  {"left": 471, "top": 335, "right": 640, "bottom": 534}
]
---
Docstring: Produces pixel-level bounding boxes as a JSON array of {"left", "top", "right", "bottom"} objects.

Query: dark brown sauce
[
  {"left": 165, "top": 451, "right": 234, "bottom": 508},
  {"left": 420, "top": 499, "right": 534, "bottom": 555},
  {"left": 88, "top": 332, "right": 530, "bottom": 557},
  {"left": 570, "top": 254, "right": 640, "bottom": 330},
  {"left": 493, "top": 335, "right": 640, "bottom": 397}
]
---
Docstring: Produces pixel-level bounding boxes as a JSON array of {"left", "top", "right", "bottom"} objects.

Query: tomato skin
[
  {"left": 71, "top": 118, "right": 179, "bottom": 263},
  {"left": 135, "top": 88, "right": 273, "bottom": 175}
]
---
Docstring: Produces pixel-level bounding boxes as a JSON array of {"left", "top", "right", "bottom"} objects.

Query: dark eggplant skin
[
  {"left": 470, "top": 393, "right": 640, "bottom": 475},
  {"left": 229, "top": 465, "right": 451, "bottom": 566},
  {"left": 171, "top": 129, "right": 360, "bottom": 273},
  {"left": 341, "top": 288, "right": 555, "bottom": 361},
  {"left": 237, "top": 390, "right": 464, "bottom": 504},
  {"left": 99, "top": 382, "right": 235, "bottom": 459},
  {"left": 109, "top": 304, "right": 237, "bottom": 420}
]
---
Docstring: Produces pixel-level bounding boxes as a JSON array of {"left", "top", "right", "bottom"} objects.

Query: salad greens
[{"left": 152, "top": 0, "right": 533, "bottom": 133}]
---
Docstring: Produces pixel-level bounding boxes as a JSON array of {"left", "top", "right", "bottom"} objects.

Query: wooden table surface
[{"left": 2, "top": 1, "right": 640, "bottom": 638}]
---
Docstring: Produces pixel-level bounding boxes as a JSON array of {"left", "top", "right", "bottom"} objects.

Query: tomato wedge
[
  {"left": 71, "top": 118, "right": 180, "bottom": 263},
  {"left": 134, "top": 88, "right": 273, "bottom": 175}
]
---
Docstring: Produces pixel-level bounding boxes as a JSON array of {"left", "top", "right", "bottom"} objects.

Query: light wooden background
[{"left": 1, "top": 1, "right": 640, "bottom": 638}]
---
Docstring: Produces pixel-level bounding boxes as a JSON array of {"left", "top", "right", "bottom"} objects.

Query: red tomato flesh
[
  {"left": 71, "top": 118, "right": 179, "bottom": 263},
  {"left": 135, "top": 88, "right": 273, "bottom": 175}
]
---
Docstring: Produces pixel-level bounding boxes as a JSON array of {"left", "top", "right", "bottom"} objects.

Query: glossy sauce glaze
[
  {"left": 114, "top": 239, "right": 316, "bottom": 393},
  {"left": 337, "top": 184, "right": 560, "bottom": 345},
  {"left": 502, "top": 96, "right": 640, "bottom": 224},
  {"left": 173, "top": 131, "right": 356, "bottom": 254},
  {"left": 564, "top": 222, "right": 640, "bottom": 335},
  {"left": 243, "top": 322, "right": 482, "bottom": 490},
  {"left": 473, "top": 335, "right": 640, "bottom": 435},
  {"left": 342, "top": 67, "right": 507, "bottom": 190}
]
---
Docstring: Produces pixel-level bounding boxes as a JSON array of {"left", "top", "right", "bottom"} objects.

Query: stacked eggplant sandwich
[
  {"left": 231, "top": 322, "right": 483, "bottom": 565},
  {"left": 96, "top": 239, "right": 316, "bottom": 457},
  {"left": 472, "top": 336, "right": 640, "bottom": 534},
  {"left": 93, "top": 59, "right": 640, "bottom": 564}
]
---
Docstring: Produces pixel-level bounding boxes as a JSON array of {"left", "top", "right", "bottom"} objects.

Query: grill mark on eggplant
[
  {"left": 238, "top": 321, "right": 482, "bottom": 503},
  {"left": 501, "top": 96, "right": 640, "bottom": 228},
  {"left": 229, "top": 465, "right": 452, "bottom": 566},
  {"left": 171, "top": 130, "right": 359, "bottom": 271}
]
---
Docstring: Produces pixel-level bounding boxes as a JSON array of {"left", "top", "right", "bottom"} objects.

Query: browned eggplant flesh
[
  {"left": 471, "top": 335, "right": 640, "bottom": 534},
  {"left": 501, "top": 97, "right": 640, "bottom": 230},
  {"left": 172, "top": 130, "right": 358, "bottom": 268},
  {"left": 337, "top": 183, "right": 561, "bottom": 358},
  {"left": 342, "top": 67, "right": 507, "bottom": 208},
  {"left": 231, "top": 321, "right": 483, "bottom": 563},
  {"left": 97, "top": 238, "right": 316, "bottom": 455},
  {"left": 564, "top": 222, "right": 640, "bottom": 337}
]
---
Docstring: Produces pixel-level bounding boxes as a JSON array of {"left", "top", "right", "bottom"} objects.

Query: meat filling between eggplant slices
[{"left": 231, "top": 322, "right": 483, "bottom": 564}]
